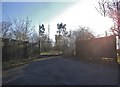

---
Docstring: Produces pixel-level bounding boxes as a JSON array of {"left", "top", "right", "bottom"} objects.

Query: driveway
[{"left": 2, "top": 56, "right": 118, "bottom": 85}]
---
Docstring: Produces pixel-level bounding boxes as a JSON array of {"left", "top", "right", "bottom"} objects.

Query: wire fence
[{"left": 2, "top": 38, "right": 39, "bottom": 62}]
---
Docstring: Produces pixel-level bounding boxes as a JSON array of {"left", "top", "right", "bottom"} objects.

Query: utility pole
[
  {"left": 48, "top": 24, "right": 50, "bottom": 41},
  {"left": 39, "top": 25, "right": 41, "bottom": 56},
  {"left": 105, "top": 30, "right": 107, "bottom": 37}
]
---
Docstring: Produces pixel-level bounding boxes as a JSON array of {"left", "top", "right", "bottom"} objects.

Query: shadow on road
[{"left": 2, "top": 56, "right": 119, "bottom": 85}]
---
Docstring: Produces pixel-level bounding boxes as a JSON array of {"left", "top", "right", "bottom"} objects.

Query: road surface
[{"left": 3, "top": 56, "right": 118, "bottom": 85}]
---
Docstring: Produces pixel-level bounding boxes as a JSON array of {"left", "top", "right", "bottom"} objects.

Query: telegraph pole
[
  {"left": 48, "top": 24, "right": 50, "bottom": 41},
  {"left": 39, "top": 25, "right": 41, "bottom": 55}
]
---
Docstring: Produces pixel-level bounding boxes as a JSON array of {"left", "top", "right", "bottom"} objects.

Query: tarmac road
[{"left": 2, "top": 56, "right": 118, "bottom": 85}]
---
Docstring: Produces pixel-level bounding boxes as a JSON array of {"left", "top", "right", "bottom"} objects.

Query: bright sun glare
[{"left": 36, "top": 0, "right": 114, "bottom": 41}]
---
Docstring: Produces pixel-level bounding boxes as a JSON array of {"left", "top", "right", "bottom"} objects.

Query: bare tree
[
  {"left": 69, "top": 26, "right": 95, "bottom": 41},
  {"left": 40, "top": 34, "right": 53, "bottom": 52},
  {"left": 95, "top": 0, "right": 108, "bottom": 17},
  {"left": 95, "top": 0, "right": 120, "bottom": 55},
  {"left": 13, "top": 17, "right": 34, "bottom": 41},
  {"left": 95, "top": 0, "right": 120, "bottom": 36},
  {"left": 2, "top": 21, "right": 13, "bottom": 39},
  {"left": 29, "top": 31, "right": 39, "bottom": 43},
  {"left": 66, "top": 26, "right": 95, "bottom": 56}
]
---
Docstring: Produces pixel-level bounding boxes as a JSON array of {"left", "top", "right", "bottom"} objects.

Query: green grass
[
  {"left": 41, "top": 51, "right": 62, "bottom": 55},
  {"left": 117, "top": 57, "right": 120, "bottom": 64},
  {"left": 3, "top": 58, "right": 29, "bottom": 70},
  {"left": 2, "top": 51, "right": 61, "bottom": 70}
]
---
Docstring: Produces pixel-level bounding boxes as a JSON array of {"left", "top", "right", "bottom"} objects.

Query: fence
[
  {"left": 75, "top": 35, "right": 117, "bottom": 60},
  {"left": 2, "top": 38, "right": 39, "bottom": 61}
]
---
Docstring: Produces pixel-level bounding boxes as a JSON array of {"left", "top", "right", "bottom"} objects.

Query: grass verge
[
  {"left": 2, "top": 55, "right": 60, "bottom": 71},
  {"left": 117, "top": 57, "right": 120, "bottom": 64},
  {"left": 2, "top": 55, "right": 39, "bottom": 71}
]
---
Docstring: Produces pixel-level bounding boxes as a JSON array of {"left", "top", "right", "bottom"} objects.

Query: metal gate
[{"left": 75, "top": 35, "right": 117, "bottom": 59}]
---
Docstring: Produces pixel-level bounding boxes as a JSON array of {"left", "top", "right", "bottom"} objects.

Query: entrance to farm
[{"left": 75, "top": 35, "right": 117, "bottom": 64}]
